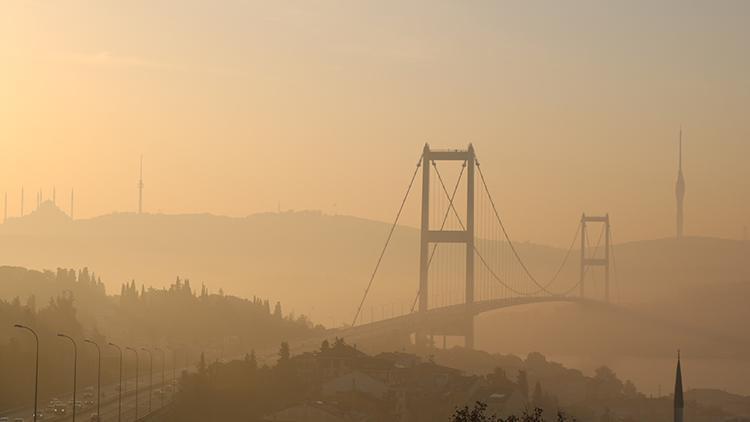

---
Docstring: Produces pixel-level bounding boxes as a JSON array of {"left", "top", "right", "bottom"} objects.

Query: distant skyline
[{"left": 1, "top": 1, "right": 748, "bottom": 246}]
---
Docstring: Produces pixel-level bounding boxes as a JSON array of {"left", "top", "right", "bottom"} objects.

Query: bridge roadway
[{"left": 337, "top": 296, "right": 606, "bottom": 340}]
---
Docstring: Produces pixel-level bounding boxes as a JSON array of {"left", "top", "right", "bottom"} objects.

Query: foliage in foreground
[{"left": 451, "top": 402, "right": 575, "bottom": 422}]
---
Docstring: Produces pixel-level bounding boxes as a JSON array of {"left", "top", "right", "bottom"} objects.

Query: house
[
  {"left": 263, "top": 401, "right": 372, "bottom": 422},
  {"left": 322, "top": 371, "right": 389, "bottom": 399}
]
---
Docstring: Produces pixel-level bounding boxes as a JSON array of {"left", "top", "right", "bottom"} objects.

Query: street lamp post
[
  {"left": 108, "top": 342, "right": 123, "bottom": 422},
  {"left": 58, "top": 333, "right": 78, "bottom": 422},
  {"left": 84, "top": 339, "right": 102, "bottom": 419},
  {"left": 141, "top": 348, "right": 153, "bottom": 414},
  {"left": 125, "top": 347, "right": 139, "bottom": 420},
  {"left": 14, "top": 324, "right": 39, "bottom": 422},
  {"left": 155, "top": 348, "right": 166, "bottom": 408}
]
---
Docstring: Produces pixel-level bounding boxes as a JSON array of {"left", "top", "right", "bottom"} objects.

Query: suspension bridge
[{"left": 341, "top": 144, "right": 619, "bottom": 352}]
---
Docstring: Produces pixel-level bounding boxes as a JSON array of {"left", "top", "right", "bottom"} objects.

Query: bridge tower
[
  {"left": 417, "top": 143, "right": 476, "bottom": 351},
  {"left": 579, "top": 213, "right": 611, "bottom": 302}
]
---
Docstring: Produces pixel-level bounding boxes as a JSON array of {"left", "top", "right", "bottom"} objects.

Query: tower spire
[{"left": 674, "top": 350, "right": 684, "bottom": 422}]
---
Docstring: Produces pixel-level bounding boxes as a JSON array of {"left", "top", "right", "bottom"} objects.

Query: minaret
[
  {"left": 674, "top": 350, "right": 684, "bottom": 422},
  {"left": 675, "top": 129, "right": 686, "bottom": 239},
  {"left": 138, "top": 155, "right": 144, "bottom": 214},
  {"left": 70, "top": 189, "right": 74, "bottom": 219}
]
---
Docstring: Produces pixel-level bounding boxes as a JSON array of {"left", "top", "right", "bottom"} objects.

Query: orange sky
[{"left": 1, "top": 1, "right": 748, "bottom": 246}]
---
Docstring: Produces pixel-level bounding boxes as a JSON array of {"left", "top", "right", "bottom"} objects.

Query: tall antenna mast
[
  {"left": 679, "top": 128, "right": 683, "bottom": 172},
  {"left": 138, "top": 155, "right": 144, "bottom": 214},
  {"left": 675, "top": 127, "right": 686, "bottom": 239},
  {"left": 70, "top": 188, "right": 75, "bottom": 219}
]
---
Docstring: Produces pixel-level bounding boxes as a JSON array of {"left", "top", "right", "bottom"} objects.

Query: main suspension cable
[
  {"left": 475, "top": 163, "right": 555, "bottom": 295},
  {"left": 351, "top": 154, "right": 423, "bottom": 327}
]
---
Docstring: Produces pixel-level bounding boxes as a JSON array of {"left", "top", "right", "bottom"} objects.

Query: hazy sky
[{"left": 1, "top": 1, "right": 748, "bottom": 246}]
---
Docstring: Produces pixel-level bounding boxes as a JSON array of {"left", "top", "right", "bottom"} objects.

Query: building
[
  {"left": 321, "top": 371, "right": 389, "bottom": 399},
  {"left": 675, "top": 351, "right": 684, "bottom": 422},
  {"left": 263, "top": 402, "right": 372, "bottom": 422}
]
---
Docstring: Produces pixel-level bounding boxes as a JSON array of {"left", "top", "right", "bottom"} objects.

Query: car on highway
[
  {"left": 89, "top": 413, "right": 100, "bottom": 422},
  {"left": 0, "top": 416, "right": 9, "bottom": 422},
  {"left": 52, "top": 401, "right": 67, "bottom": 416},
  {"left": 13, "top": 418, "right": 24, "bottom": 422}
]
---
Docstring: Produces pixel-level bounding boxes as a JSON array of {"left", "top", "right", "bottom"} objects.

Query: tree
[
  {"left": 452, "top": 402, "right": 499, "bottom": 422},
  {"left": 273, "top": 301, "right": 283, "bottom": 319},
  {"left": 517, "top": 370, "right": 529, "bottom": 403},
  {"left": 278, "top": 341, "right": 290, "bottom": 364},
  {"left": 450, "top": 403, "right": 574, "bottom": 422},
  {"left": 320, "top": 339, "right": 330, "bottom": 353},
  {"left": 26, "top": 294, "right": 36, "bottom": 313},
  {"left": 590, "top": 366, "right": 623, "bottom": 401},
  {"left": 78, "top": 267, "right": 90, "bottom": 285},
  {"left": 248, "top": 349, "right": 257, "bottom": 370},
  {"left": 622, "top": 380, "right": 638, "bottom": 399},
  {"left": 198, "top": 352, "right": 207, "bottom": 376},
  {"left": 532, "top": 381, "right": 544, "bottom": 408}
]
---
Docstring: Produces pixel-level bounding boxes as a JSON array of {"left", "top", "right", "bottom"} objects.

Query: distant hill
[{"left": 1, "top": 202, "right": 747, "bottom": 323}]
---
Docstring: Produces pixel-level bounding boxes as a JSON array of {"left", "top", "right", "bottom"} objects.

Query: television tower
[
  {"left": 675, "top": 129, "right": 685, "bottom": 239},
  {"left": 138, "top": 155, "right": 144, "bottom": 214}
]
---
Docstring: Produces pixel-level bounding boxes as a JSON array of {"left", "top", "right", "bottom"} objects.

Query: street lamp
[
  {"left": 155, "top": 348, "right": 166, "bottom": 408},
  {"left": 58, "top": 333, "right": 78, "bottom": 422},
  {"left": 84, "top": 339, "right": 101, "bottom": 419},
  {"left": 14, "top": 324, "right": 39, "bottom": 422},
  {"left": 125, "top": 347, "right": 139, "bottom": 420},
  {"left": 141, "top": 348, "right": 153, "bottom": 414},
  {"left": 108, "top": 342, "right": 123, "bottom": 422}
]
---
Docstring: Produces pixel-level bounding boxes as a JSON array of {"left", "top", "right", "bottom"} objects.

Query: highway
[
  {"left": 2, "top": 335, "right": 334, "bottom": 422},
  {"left": 2, "top": 374, "right": 178, "bottom": 422}
]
